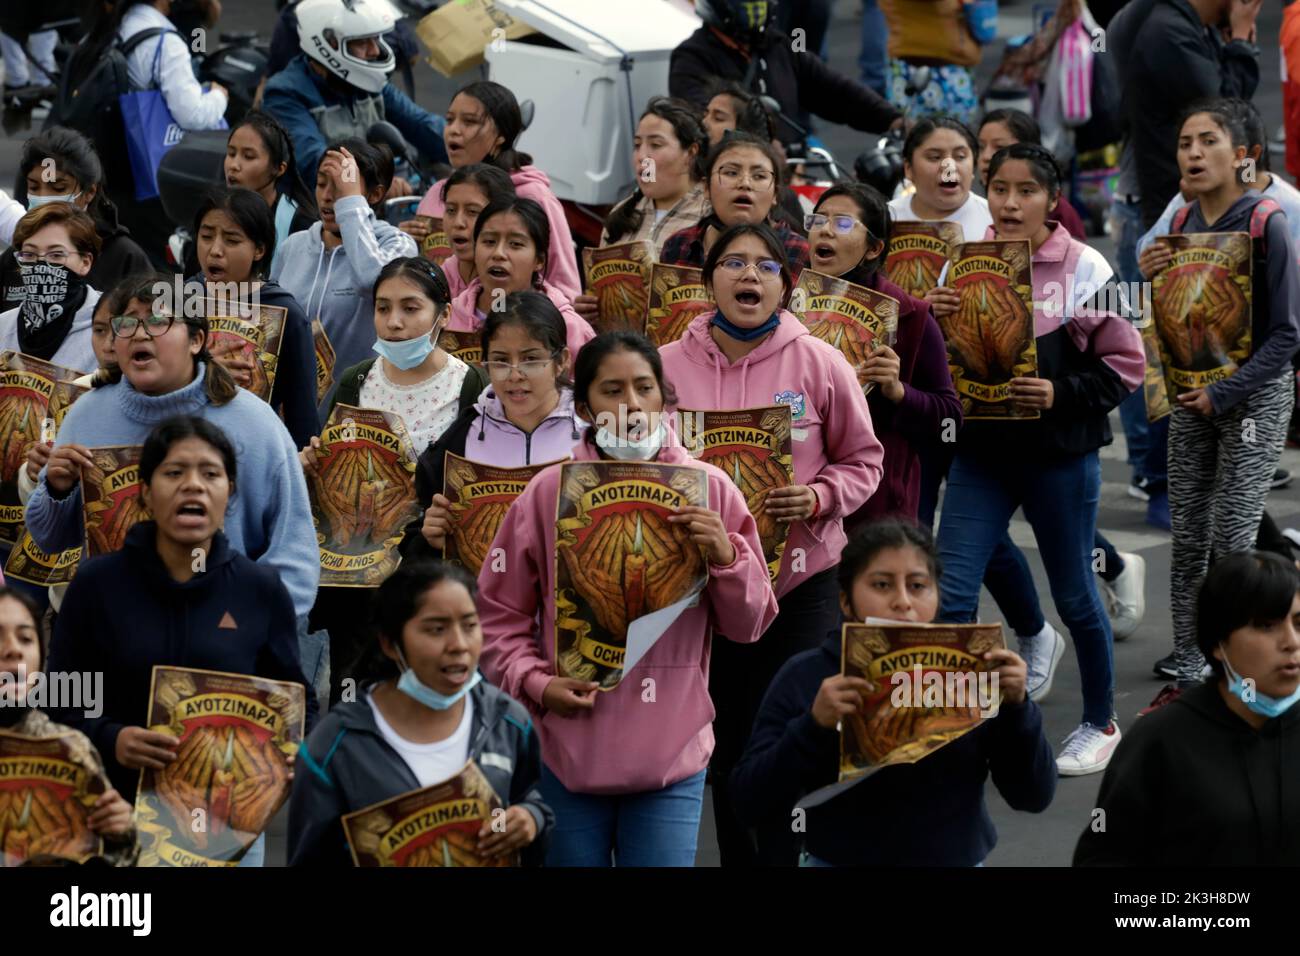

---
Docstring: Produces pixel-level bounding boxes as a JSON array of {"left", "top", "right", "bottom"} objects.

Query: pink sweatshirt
[
  {"left": 660, "top": 310, "right": 885, "bottom": 599},
  {"left": 476, "top": 436, "right": 779, "bottom": 795},
  {"left": 416, "top": 165, "right": 582, "bottom": 301},
  {"left": 448, "top": 278, "right": 595, "bottom": 369}
]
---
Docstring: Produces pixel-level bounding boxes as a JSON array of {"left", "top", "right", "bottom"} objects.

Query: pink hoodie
[
  {"left": 416, "top": 165, "right": 582, "bottom": 301},
  {"left": 448, "top": 278, "right": 595, "bottom": 369},
  {"left": 660, "top": 310, "right": 885, "bottom": 599},
  {"left": 477, "top": 436, "right": 779, "bottom": 795}
]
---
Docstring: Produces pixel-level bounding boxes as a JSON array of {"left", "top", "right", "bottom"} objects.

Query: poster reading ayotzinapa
[{"left": 554, "top": 461, "right": 708, "bottom": 690}]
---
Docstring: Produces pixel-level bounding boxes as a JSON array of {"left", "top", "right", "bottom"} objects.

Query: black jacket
[
  {"left": 288, "top": 680, "right": 554, "bottom": 866},
  {"left": 669, "top": 25, "right": 900, "bottom": 145},
  {"left": 1112, "top": 0, "right": 1259, "bottom": 228},
  {"left": 47, "top": 523, "right": 318, "bottom": 801},
  {"left": 730, "top": 631, "right": 1056, "bottom": 866},
  {"left": 0, "top": 206, "right": 152, "bottom": 314},
  {"left": 1075, "top": 682, "right": 1299, "bottom": 866}
]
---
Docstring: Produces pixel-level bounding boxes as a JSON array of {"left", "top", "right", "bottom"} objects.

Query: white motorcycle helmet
[{"left": 297, "top": 0, "right": 399, "bottom": 95}]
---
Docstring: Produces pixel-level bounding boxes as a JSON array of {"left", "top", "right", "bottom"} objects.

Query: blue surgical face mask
[
  {"left": 594, "top": 418, "right": 667, "bottom": 461},
  {"left": 394, "top": 648, "right": 481, "bottom": 710},
  {"left": 373, "top": 330, "right": 437, "bottom": 370},
  {"left": 27, "top": 192, "right": 81, "bottom": 210},
  {"left": 1220, "top": 645, "right": 1300, "bottom": 719}
]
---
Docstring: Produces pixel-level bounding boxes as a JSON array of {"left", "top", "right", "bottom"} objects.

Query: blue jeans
[
  {"left": 858, "top": 0, "right": 888, "bottom": 95},
  {"left": 296, "top": 614, "right": 330, "bottom": 706},
  {"left": 236, "top": 833, "right": 265, "bottom": 868},
  {"left": 919, "top": 446, "right": 1046, "bottom": 638},
  {"left": 937, "top": 452, "right": 1114, "bottom": 727},
  {"left": 539, "top": 765, "right": 706, "bottom": 867}
]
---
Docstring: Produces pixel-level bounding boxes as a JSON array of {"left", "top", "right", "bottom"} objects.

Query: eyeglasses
[
  {"left": 717, "top": 256, "right": 783, "bottom": 279},
  {"left": 16, "top": 250, "right": 75, "bottom": 266},
  {"left": 484, "top": 352, "right": 560, "bottom": 381},
  {"left": 804, "top": 213, "right": 865, "bottom": 236},
  {"left": 715, "top": 165, "right": 774, "bottom": 188},
  {"left": 111, "top": 313, "right": 177, "bottom": 338}
]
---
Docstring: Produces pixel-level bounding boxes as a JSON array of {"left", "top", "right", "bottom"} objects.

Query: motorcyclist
[
  {"left": 670, "top": 0, "right": 903, "bottom": 148},
  {"left": 262, "top": 0, "right": 447, "bottom": 190}
]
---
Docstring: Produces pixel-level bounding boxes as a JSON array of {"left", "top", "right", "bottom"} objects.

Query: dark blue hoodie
[
  {"left": 730, "top": 630, "right": 1057, "bottom": 865},
  {"left": 47, "top": 523, "right": 318, "bottom": 801}
]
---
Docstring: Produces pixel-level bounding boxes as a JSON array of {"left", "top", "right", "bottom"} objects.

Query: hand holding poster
[
  {"left": 415, "top": 215, "right": 453, "bottom": 265},
  {"left": 678, "top": 405, "right": 793, "bottom": 582},
  {"left": 554, "top": 461, "right": 708, "bottom": 689},
  {"left": 81, "top": 445, "right": 146, "bottom": 560},
  {"left": 645, "top": 263, "right": 711, "bottom": 347},
  {"left": 308, "top": 404, "right": 421, "bottom": 586},
  {"left": 204, "top": 299, "right": 288, "bottom": 402},
  {"left": 343, "top": 761, "right": 515, "bottom": 867},
  {"left": 1151, "top": 232, "right": 1252, "bottom": 393},
  {"left": 884, "top": 221, "right": 964, "bottom": 296},
  {"left": 0, "top": 351, "right": 89, "bottom": 545},
  {"left": 443, "top": 452, "right": 556, "bottom": 575},
  {"left": 0, "top": 729, "right": 106, "bottom": 866},
  {"left": 801, "top": 622, "right": 1004, "bottom": 808},
  {"left": 789, "top": 270, "right": 899, "bottom": 394},
  {"left": 941, "top": 240, "right": 1038, "bottom": 419},
  {"left": 582, "top": 240, "right": 653, "bottom": 334},
  {"left": 135, "top": 666, "right": 305, "bottom": 867}
]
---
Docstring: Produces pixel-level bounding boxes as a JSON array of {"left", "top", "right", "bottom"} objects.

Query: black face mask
[{"left": 17, "top": 262, "right": 89, "bottom": 362}]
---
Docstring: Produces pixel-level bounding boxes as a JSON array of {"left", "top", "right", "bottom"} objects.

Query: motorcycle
[{"left": 853, "top": 65, "right": 934, "bottom": 203}]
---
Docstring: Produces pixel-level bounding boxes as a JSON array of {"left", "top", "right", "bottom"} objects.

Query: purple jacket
[
  {"left": 402, "top": 386, "right": 583, "bottom": 561},
  {"left": 844, "top": 268, "right": 962, "bottom": 530}
]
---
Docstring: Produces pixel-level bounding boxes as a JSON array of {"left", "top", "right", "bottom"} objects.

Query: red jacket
[{"left": 1284, "top": 4, "right": 1300, "bottom": 183}]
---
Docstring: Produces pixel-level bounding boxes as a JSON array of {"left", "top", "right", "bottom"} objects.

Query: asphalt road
[{"left": 1, "top": 0, "right": 1293, "bottom": 867}]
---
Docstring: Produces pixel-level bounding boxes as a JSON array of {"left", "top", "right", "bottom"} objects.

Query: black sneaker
[
  {"left": 1153, "top": 652, "right": 1178, "bottom": 679},
  {"left": 1127, "top": 476, "right": 1152, "bottom": 502},
  {"left": 1272, "top": 468, "right": 1292, "bottom": 490}
]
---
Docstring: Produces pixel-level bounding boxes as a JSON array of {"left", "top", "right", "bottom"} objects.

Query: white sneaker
[
  {"left": 1018, "top": 623, "right": 1066, "bottom": 703},
  {"left": 1101, "top": 552, "right": 1145, "bottom": 641},
  {"left": 1057, "top": 720, "right": 1121, "bottom": 776}
]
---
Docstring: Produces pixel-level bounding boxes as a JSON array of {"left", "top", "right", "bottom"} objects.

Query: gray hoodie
[
  {"left": 270, "top": 194, "right": 418, "bottom": 418},
  {"left": 288, "top": 679, "right": 553, "bottom": 867}
]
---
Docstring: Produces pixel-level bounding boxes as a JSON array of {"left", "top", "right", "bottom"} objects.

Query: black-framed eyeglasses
[
  {"left": 16, "top": 250, "right": 75, "bottom": 267},
  {"left": 111, "top": 313, "right": 177, "bottom": 338}
]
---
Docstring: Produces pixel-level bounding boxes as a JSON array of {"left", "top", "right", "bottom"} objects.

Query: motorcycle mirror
[
  {"left": 366, "top": 121, "right": 409, "bottom": 158},
  {"left": 519, "top": 99, "right": 535, "bottom": 132},
  {"left": 758, "top": 94, "right": 781, "bottom": 115}
]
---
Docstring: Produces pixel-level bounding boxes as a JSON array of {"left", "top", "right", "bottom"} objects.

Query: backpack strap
[
  {"left": 1170, "top": 203, "right": 1194, "bottom": 234},
  {"left": 457, "top": 361, "right": 489, "bottom": 413},
  {"left": 1249, "top": 197, "right": 1282, "bottom": 259},
  {"left": 119, "top": 27, "right": 175, "bottom": 57}
]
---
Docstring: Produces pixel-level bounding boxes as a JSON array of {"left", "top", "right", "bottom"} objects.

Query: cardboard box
[{"left": 416, "top": 0, "right": 537, "bottom": 77}]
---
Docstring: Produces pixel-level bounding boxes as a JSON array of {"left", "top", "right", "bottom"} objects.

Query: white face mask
[{"left": 594, "top": 419, "right": 668, "bottom": 461}]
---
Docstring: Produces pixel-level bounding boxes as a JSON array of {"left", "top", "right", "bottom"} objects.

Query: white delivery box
[{"left": 486, "top": 0, "right": 700, "bottom": 206}]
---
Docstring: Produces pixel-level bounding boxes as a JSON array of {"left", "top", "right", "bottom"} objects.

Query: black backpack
[{"left": 46, "top": 27, "right": 176, "bottom": 187}]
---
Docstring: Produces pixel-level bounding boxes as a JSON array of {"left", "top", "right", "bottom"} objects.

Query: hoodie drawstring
[{"left": 307, "top": 245, "right": 341, "bottom": 326}]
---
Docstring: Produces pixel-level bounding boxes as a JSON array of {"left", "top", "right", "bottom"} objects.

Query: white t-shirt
[
  {"left": 888, "top": 192, "right": 994, "bottom": 243},
  {"left": 368, "top": 692, "right": 473, "bottom": 788},
  {"left": 360, "top": 354, "right": 470, "bottom": 452}
]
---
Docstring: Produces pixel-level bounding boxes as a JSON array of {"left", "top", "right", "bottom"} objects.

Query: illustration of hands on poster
[
  {"left": 134, "top": 666, "right": 305, "bottom": 867},
  {"left": 0, "top": 729, "right": 106, "bottom": 866},
  {"left": 553, "top": 461, "right": 708, "bottom": 689},
  {"left": 789, "top": 270, "right": 899, "bottom": 394},
  {"left": 799, "top": 621, "right": 1005, "bottom": 809}
]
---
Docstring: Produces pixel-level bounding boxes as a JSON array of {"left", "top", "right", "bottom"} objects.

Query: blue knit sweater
[{"left": 24, "top": 364, "right": 320, "bottom": 616}]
